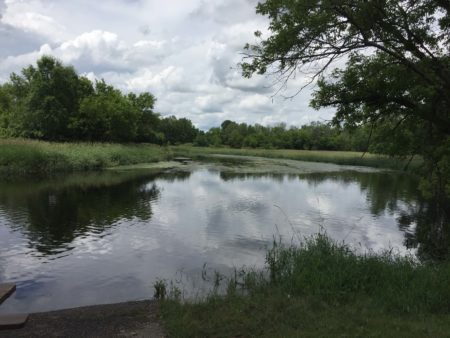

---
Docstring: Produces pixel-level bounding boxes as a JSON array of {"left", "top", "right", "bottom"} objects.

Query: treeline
[
  {"left": 195, "top": 120, "right": 372, "bottom": 151},
  {"left": 1, "top": 56, "right": 380, "bottom": 153},
  {"left": 0, "top": 56, "right": 198, "bottom": 144}
]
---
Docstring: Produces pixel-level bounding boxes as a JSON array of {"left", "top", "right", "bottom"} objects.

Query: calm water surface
[{"left": 0, "top": 162, "right": 423, "bottom": 313}]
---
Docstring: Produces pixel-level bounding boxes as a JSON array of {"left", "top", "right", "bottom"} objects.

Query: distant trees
[
  {"left": 0, "top": 56, "right": 199, "bottom": 144},
  {"left": 159, "top": 116, "right": 198, "bottom": 145},
  {"left": 0, "top": 56, "right": 418, "bottom": 155},
  {"left": 0, "top": 56, "right": 370, "bottom": 150},
  {"left": 194, "top": 119, "right": 371, "bottom": 152}
]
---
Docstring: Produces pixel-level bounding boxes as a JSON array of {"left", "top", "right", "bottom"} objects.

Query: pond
[{"left": 0, "top": 157, "right": 436, "bottom": 313}]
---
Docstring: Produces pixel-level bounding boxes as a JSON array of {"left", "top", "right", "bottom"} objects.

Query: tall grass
[
  {"left": 172, "top": 145, "right": 423, "bottom": 171},
  {"left": 0, "top": 139, "right": 423, "bottom": 175},
  {"left": 0, "top": 138, "right": 172, "bottom": 174},
  {"left": 264, "top": 234, "right": 450, "bottom": 313},
  {"left": 159, "top": 234, "right": 450, "bottom": 337}
]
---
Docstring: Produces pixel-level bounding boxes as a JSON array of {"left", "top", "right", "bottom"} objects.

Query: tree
[
  {"left": 128, "top": 92, "right": 162, "bottom": 143},
  {"left": 19, "top": 56, "right": 83, "bottom": 140},
  {"left": 0, "top": 84, "right": 13, "bottom": 137},
  {"left": 158, "top": 116, "right": 198, "bottom": 144},
  {"left": 71, "top": 80, "right": 139, "bottom": 142},
  {"left": 0, "top": 56, "right": 95, "bottom": 140},
  {"left": 242, "top": 0, "right": 450, "bottom": 224},
  {"left": 242, "top": 1, "right": 449, "bottom": 131},
  {"left": 205, "top": 127, "right": 222, "bottom": 146},
  {"left": 0, "top": 56, "right": 168, "bottom": 143}
]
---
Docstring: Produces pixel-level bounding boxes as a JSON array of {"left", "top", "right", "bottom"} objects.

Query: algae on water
[{"left": 109, "top": 154, "right": 383, "bottom": 175}]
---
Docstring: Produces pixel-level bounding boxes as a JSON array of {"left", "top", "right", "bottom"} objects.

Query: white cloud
[
  {"left": 1, "top": 0, "right": 67, "bottom": 42},
  {"left": 237, "top": 94, "right": 271, "bottom": 112},
  {"left": 0, "top": 0, "right": 335, "bottom": 130}
]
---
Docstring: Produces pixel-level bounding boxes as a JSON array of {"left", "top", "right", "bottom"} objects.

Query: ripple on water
[{"left": 0, "top": 166, "right": 425, "bottom": 313}]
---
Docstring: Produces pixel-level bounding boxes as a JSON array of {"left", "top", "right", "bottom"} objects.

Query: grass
[
  {"left": 159, "top": 234, "right": 450, "bottom": 337},
  {"left": 172, "top": 145, "right": 423, "bottom": 171},
  {"left": 0, "top": 138, "right": 172, "bottom": 174},
  {"left": 0, "top": 139, "right": 423, "bottom": 174}
]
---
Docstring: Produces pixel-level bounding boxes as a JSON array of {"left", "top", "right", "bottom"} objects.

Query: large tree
[
  {"left": 242, "top": 0, "right": 449, "bottom": 132},
  {"left": 242, "top": 0, "right": 450, "bottom": 248},
  {"left": 0, "top": 56, "right": 166, "bottom": 143},
  {"left": 4, "top": 56, "right": 84, "bottom": 140}
]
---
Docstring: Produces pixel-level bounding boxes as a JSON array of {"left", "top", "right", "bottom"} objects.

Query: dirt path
[{"left": 0, "top": 301, "right": 165, "bottom": 338}]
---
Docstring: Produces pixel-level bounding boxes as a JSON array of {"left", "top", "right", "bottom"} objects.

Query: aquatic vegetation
[
  {"left": 160, "top": 234, "right": 450, "bottom": 337},
  {"left": 172, "top": 145, "right": 422, "bottom": 171},
  {"left": 0, "top": 139, "right": 422, "bottom": 175},
  {"left": 0, "top": 138, "right": 172, "bottom": 174}
]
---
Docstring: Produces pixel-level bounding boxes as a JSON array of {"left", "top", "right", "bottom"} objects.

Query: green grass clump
[
  {"left": 1, "top": 139, "right": 421, "bottom": 175},
  {"left": 0, "top": 138, "right": 172, "bottom": 174},
  {"left": 172, "top": 145, "right": 423, "bottom": 171},
  {"left": 160, "top": 234, "right": 450, "bottom": 337},
  {"left": 0, "top": 139, "right": 423, "bottom": 176}
]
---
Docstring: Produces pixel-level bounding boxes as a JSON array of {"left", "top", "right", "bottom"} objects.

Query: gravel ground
[{"left": 0, "top": 301, "right": 165, "bottom": 338}]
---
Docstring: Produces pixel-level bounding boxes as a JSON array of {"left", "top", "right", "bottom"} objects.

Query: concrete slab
[
  {"left": 0, "top": 284, "right": 15, "bottom": 305},
  {"left": 0, "top": 314, "right": 29, "bottom": 330}
]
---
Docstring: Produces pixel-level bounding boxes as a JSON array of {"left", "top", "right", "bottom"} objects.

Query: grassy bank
[
  {"left": 0, "top": 139, "right": 172, "bottom": 174},
  {"left": 172, "top": 145, "right": 422, "bottom": 171},
  {"left": 159, "top": 235, "right": 450, "bottom": 337},
  {"left": 0, "top": 139, "right": 422, "bottom": 174}
]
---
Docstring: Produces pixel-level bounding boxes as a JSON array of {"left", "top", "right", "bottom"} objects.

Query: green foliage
[
  {"left": 0, "top": 56, "right": 199, "bottom": 144},
  {"left": 153, "top": 279, "right": 183, "bottom": 302},
  {"left": 153, "top": 279, "right": 167, "bottom": 300},
  {"left": 264, "top": 235, "right": 450, "bottom": 312},
  {"left": 4, "top": 56, "right": 85, "bottom": 140},
  {"left": 0, "top": 85, "right": 13, "bottom": 137},
  {"left": 0, "top": 139, "right": 171, "bottom": 174},
  {"left": 161, "top": 234, "right": 450, "bottom": 337},
  {"left": 242, "top": 1, "right": 450, "bottom": 139},
  {"left": 173, "top": 145, "right": 422, "bottom": 171},
  {"left": 159, "top": 116, "right": 198, "bottom": 145},
  {"left": 128, "top": 92, "right": 162, "bottom": 143},
  {"left": 242, "top": 0, "right": 450, "bottom": 143},
  {"left": 196, "top": 119, "right": 374, "bottom": 152},
  {"left": 71, "top": 80, "right": 139, "bottom": 142},
  {"left": 242, "top": 0, "right": 450, "bottom": 232}
]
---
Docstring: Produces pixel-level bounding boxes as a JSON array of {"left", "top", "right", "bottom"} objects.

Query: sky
[{"left": 0, "top": 0, "right": 334, "bottom": 130}]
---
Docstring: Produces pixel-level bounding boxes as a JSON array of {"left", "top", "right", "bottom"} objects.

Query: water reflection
[
  {"left": 0, "top": 166, "right": 448, "bottom": 313},
  {"left": 218, "top": 170, "right": 448, "bottom": 259},
  {"left": 398, "top": 199, "right": 450, "bottom": 261},
  {"left": 0, "top": 171, "right": 162, "bottom": 255},
  {"left": 0, "top": 169, "right": 446, "bottom": 260}
]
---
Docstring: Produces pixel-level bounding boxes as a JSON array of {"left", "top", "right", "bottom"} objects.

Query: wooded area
[{"left": 0, "top": 56, "right": 197, "bottom": 144}]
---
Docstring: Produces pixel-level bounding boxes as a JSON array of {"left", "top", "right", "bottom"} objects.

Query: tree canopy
[
  {"left": 242, "top": 0, "right": 449, "bottom": 132},
  {"left": 242, "top": 0, "right": 450, "bottom": 220},
  {"left": 0, "top": 56, "right": 199, "bottom": 144},
  {"left": 195, "top": 119, "right": 372, "bottom": 152}
]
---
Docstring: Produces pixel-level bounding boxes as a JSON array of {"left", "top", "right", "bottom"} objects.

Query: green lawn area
[{"left": 161, "top": 296, "right": 450, "bottom": 337}]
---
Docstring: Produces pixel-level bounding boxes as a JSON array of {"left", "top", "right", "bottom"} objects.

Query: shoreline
[
  {"left": 0, "top": 139, "right": 420, "bottom": 175},
  {"left": 0, "top": 300, "right": 164, "bottom": 338}
]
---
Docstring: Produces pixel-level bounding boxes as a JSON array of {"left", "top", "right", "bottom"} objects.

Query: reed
[
  {"left": 0, "top": 139, "right": 422, "bottom": 174},
  {"left": 0, "top": 138, "right": 171, "bottom": 174},
  {"left": 159, "top": 234, "right": 450, "bottom": 337}
]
